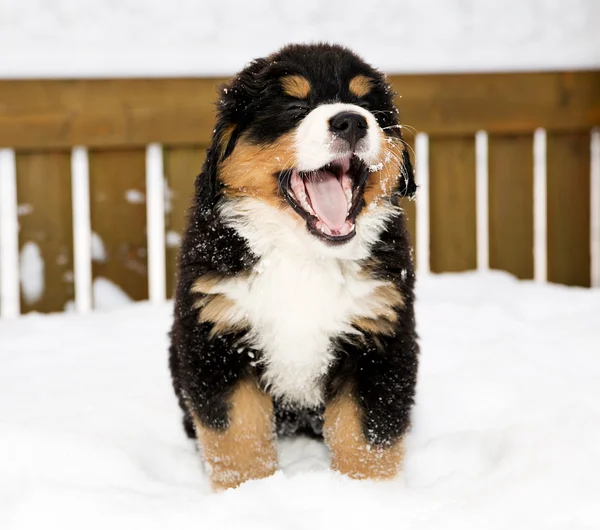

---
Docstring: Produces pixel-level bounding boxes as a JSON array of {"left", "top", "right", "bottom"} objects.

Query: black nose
[{"left": 329, "top": 112, "right": 368, "bottom": 151}]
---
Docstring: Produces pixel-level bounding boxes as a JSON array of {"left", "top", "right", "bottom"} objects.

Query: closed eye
[
  {"left": 286, "top": 102, "right": 310, "bottom": 119},
  {"left": 288, "top": 103, "right": 309, "bottom": 111}
]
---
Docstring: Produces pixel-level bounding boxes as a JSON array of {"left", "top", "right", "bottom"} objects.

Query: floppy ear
[
  {"left": 194, "top": 91, "right": 243, "bottom": 219},
  {"left": 194, "top": 58, "right": 270, "bottom": 218},
  {"left": 397, "top": 143, "right": 417, "bottom": 199},
  {"left": 194, "top": 126, "right": 228, "bottom": 220}
]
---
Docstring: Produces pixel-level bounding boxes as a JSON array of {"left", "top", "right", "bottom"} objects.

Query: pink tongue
[{"left": 304, "top": 171, "right": 348, "bottom": 231}]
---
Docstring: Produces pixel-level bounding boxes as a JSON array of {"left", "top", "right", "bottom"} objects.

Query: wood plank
[
  {"left": 15, "top": 151, "right": 74, "bottom": 313},
  {"left": 488, "top": 134, "right": 534, "bottom": 279},
  {"left": 429, "top": 136, "right": 477, "bottom": 273},
  {"left": 547, "top": 131, "right": 591, "bottom": 286},
  {"left": 0, "top": 78, "right": 222, "bottom": 149},
  {"left": 88, "top": 148, "right": 148, "bottom": 304},
  {"left": 164, "top": 145, "right": 206, "bottom": 298},
  {"left": 394, "top": 71, "right": 600, "bottom": 136},
  {"left": 1, "top": 72, "right": 598, "bottom": 149}
]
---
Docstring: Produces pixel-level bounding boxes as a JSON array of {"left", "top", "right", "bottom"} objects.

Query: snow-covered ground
[
  {"left": 1, "top": 271, "right": 599, "bottom": 529},
  {"left": 1, "top": 0, "right": 599, "bottom": 78}
]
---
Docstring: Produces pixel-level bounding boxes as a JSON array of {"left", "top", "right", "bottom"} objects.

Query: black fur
[{"left": 169, "top": 43, "right": 418, "bottom": 450}]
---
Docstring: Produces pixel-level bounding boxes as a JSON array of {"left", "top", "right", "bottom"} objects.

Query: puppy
[{"left": 169, "top": 43, "right": 419, "bottom": 490}]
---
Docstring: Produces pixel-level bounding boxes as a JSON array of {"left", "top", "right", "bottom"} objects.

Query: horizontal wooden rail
[{"left": 1, "top": 72, "right": 599, "bottom": 149}]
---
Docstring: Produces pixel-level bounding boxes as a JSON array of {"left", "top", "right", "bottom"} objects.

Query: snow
[
  {"left": 16, "top": 204, "right": 33, "bottom": 217},
  {"left": 1, "top": 271, "right": 599, "bottom": 529},
  {"left": 92, "top": 277, "right": 132, "bottom": 310},
  {"left": 166, "top": 230, "right": 182, "bottom": 248},
  {"left": 164, "top": 180, "right": 174, "bottom": 215},
  {"left": 18, "top": 242, "right": 44, "bottom": 305},
  {"left": 125, "top": 189, "right": 145, "bottom": 205},
  {"left": 0, "top": 0, "right": 599, "bottom": 78},
  {"left": 90, "top": 232, "right": 106, "bottom": 263}
]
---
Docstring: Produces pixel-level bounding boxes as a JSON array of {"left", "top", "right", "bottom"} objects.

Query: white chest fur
[
  {"left": 216, "top": 198, "right": 397, "bottom": 407},
  {"left": 222, "top": 251, "right": 380, "bottom": 406}
]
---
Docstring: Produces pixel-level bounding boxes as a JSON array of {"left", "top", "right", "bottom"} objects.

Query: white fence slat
[
  {"left": 533, "top": 128, "right": 547, "bottom": 283},
  {"left": 146, "top": 143, "right": 166, "bottom": 303},
  {"left": 71, "top": 147, "right": 92, "bottom": 313},
  {"left": 415, "top": 132, "right": 430, "bottom": 275},
  {"left": 591, "top": 128, "right": 600, "bottom": 288},
  {"left": 0, "top": 149, "right": 20, "bottom": 318},
  {"left": 475, "top": 131, "right": 489, "bottom": 271}
]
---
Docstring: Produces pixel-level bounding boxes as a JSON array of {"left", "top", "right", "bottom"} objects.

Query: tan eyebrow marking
[
  {"left": 349, "top": 75, "right": 374, "bottom": 97},
  {"left": 280, "top": 75, "right": 311, "bottom": 99}
]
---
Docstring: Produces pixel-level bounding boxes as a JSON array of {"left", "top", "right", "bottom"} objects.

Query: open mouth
[{"left": 282, "top": 154, "right": 369, "bottom": 244}]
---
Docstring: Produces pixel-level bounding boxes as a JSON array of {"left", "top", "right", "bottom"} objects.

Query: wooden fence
[{"left": 0, "top": 71, "right": 599, "bottom": 316}]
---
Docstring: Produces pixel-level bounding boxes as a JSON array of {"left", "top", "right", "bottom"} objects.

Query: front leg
[
  {"left": 191, "top": 379, "right": 278, "bottom": 490},
  {"left": 324, "top": 386, "right": 405, "bottom": 479},
  {"left": 324, "top": 330, "right": 418, "bottom": 480},
  {"left": 170, "top": 275, "right": 278, "bottom": 490}
]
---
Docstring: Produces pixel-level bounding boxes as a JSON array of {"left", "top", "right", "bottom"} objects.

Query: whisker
[
  {"left": 370, "top": 109, "right": 395, "bottom": 116},
  {"left": 386, "top": 137, "right": 417, "bottom": 162},
  {"left": 399, "top": 123, "right": 419, "bottom": 136}
]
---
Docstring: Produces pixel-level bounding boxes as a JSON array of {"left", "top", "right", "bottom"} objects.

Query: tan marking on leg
[
  {"left": 281, "top": 75, "right": 311, "bottom": 99},
  {"left": 349, "top": 75, "right": 374, "bottom": 98},
  {"left": 324, "top": 389, "right": 404, "bottom": 480},
  {"left": 218, "top": 133, "right": 296, "bottom": 208},
  {"left": 193, "top": 380, "right": 277, "bottom": 490}
]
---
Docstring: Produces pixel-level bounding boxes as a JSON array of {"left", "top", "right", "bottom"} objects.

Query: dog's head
[{"left": 198, "top": 43, "right": 415, "bottom": 254}]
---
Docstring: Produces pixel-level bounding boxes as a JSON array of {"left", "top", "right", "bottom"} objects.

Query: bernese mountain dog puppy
[{"left": 169, "top": 43, "right": 419, "bottom": 490}]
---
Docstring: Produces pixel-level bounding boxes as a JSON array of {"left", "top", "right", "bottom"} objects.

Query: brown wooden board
[
  {"left": 547, "top": 131, "right": 591, "bottom": 287},
  {"left": 15, "top": 151, "right": 74, "bottom": 313},
  {"left": 164, "top": 145, "right": 207, "bottom": 298},
  {"left": 1, "top": 72, "right": 598, "bottom": 149},
  {"left": 0, "top": 78, "right": 222, "bottom": 149},
  {"left": 394, "top": 71, "right": 600, "bottom": 136},
  {"left": 429, "top": 136, "right": 477, "bottom": 273},
  {"left": 488, "top": 134, "right": 535, "bottom": 279},
  {"left": 88, "top": 148, "right": 148, "bottom": 303}
]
